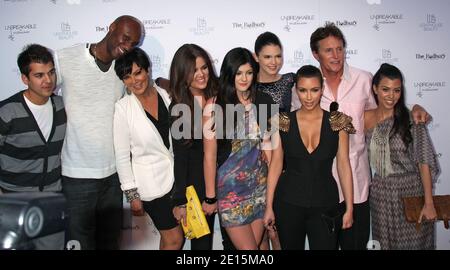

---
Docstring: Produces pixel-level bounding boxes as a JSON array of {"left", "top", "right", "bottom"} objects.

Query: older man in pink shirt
[
  {"left": 320, "top": 63, "right": 376, "bottom": 206},
  {"left": 292, "top": 23, "right": 428, "bottom": 250}
]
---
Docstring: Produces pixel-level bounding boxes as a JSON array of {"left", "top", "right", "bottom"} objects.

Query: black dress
[
  {"left": 256, "top": 73, "right": 295, "bottom": 112},
  {"left": 170, "top": 102, "right": 216, "bottom": 250},
  {"left": 274, "top": 110, "right": 343, "bottom": 250},
  {"left": 278, "top": 110, "right": 340, "bottom": 207},
  {"left": 141, "top": 93, "right": 178, "bottom": 231}
]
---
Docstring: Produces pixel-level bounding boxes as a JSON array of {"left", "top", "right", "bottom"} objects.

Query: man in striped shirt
[{"left": 0, "top": 44, "right": 66, "bottom": 249}]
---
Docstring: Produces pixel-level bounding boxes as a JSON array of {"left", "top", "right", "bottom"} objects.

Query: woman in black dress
[
  {"left": 169, "top": 44, "right": 218, "bottom": 250},
  {"left": 254, "top": 31, "right": 295, "bottom": 113},
  {"left": 264, "top": 65, "right": 354, "bottom": 249}
]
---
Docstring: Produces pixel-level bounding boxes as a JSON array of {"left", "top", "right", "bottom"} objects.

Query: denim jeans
[{"left": 62, "top": 173, "right": 123, "bottom": 250}]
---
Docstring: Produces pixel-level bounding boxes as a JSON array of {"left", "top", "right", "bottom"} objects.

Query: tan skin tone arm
[
  {"left": 202, "top": 98, "right": 218, "bottom": 215},
  {"left": 263, "top": 131, "right": 283, "bottom": 231},
  {"left": 336, "top": 130, "right": 354, "bottom": 229},
  {"left": 418, "top": 164, "right": 437, "bottom": 222}
]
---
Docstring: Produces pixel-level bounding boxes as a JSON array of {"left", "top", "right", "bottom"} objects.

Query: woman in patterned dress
[
  {"left": 364, "top": 63, "right": 440, "bottom": 249},
  {"left": 203, "top": 47, "right": 275, "bottom": 249}
]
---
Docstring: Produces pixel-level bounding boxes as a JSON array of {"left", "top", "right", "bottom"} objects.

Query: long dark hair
[
  {"left": 169, "top": 44, "right": 217, "bottom": 104},
  {"left": 216, "top": 47, "right": 259, "bottom": 133},
  {"left": 372, "top": 63, "right": 412, "bottom": 146},
  {"left": 217, "top": 48, "right": 258, "bottom": 105},
  {"left": 169, "top": 44, "right": 218, "bottom": 141}
]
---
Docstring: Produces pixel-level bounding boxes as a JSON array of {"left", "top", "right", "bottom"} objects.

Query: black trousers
[
  {"left": 275, "top": 199, "right": 342, "bottom": 250},
  {"left": 62, "top": 173, "right": 123, "bottom": 250},
  {"left": 190, "top": 213, "right": 215, "bottom": 250},
  {"left": 187, "top": 211, "right": 236, "bottom": 250},
  {"left": 337, "top": 200, "right": 370, "bottom": 250}
]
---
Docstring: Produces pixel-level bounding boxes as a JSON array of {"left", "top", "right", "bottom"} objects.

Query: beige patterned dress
[{"left": 366, "top": 117, "right": 440, "bottom": 250}]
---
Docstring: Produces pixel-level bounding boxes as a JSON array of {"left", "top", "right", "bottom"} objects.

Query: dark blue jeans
[{"left": 62, "top": 173, "right": 123, "bottom": 250}]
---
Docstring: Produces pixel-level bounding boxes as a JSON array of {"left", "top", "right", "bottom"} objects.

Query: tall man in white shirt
[{"left": 55, "top": 15, "right": 143, "bottom": 250}]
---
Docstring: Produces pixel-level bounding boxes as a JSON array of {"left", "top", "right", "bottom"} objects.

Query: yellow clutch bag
[{"left": 181, "top": 185, "right": 211, "bottom": 239}]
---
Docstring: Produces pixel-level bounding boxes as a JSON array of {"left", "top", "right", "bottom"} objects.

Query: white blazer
[{"left": 113, "top": 83, "right": 173, "bottom": 201}]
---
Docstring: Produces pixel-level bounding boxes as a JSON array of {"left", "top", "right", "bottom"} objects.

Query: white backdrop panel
[{"left": 1, "top": 0, "right": 448, "bottom": 250}]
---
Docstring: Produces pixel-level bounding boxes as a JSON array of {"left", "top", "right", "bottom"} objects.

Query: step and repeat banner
[{"left": 1, "top": 0, "right": 449, "bottom": 249}]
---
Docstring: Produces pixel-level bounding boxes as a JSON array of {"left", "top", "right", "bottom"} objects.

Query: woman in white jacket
[{"left": 113, "top": 48, "right": 183, "bottom": 249}]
